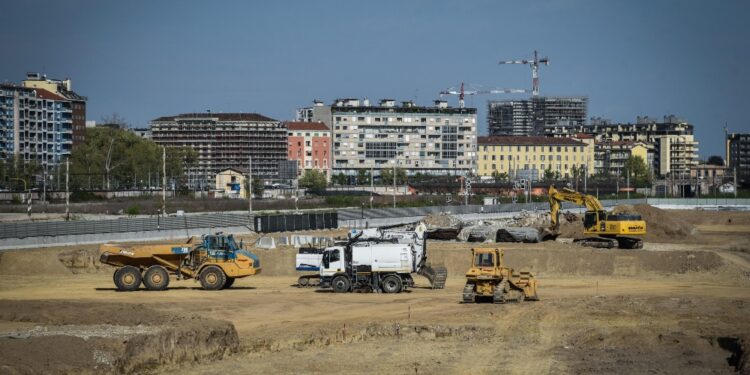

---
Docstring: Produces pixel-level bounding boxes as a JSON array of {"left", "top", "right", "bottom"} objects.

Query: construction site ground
[{"left": 1, "top": 208, "right": 749, "bottom": 374}]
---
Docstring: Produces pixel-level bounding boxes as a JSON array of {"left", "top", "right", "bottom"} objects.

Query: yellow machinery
[
  {"left": 462, "top": 247, "right": 539, "bottom": 303},
  {"left": 100, "top": 233, "right": 261, "bottom": 291},
  {"left": 548, "top": 185, "right": 646, "bottom": 249}
]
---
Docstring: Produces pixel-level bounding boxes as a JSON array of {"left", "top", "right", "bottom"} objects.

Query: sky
[{"left": 1, "top": 0, "right": 748, "bottom": 158}]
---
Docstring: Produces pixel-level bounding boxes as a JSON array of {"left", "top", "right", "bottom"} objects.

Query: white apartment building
[{"left": 329, "top": 98, "right": 477, "bottom": 178}]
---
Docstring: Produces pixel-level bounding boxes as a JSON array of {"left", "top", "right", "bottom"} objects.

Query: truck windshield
[{"left": 474, "top": 253, "right": 494, "bottom": 267}]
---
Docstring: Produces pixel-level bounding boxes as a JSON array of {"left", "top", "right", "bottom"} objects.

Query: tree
[
  {"left": 380, "top": 167, "right": 406, "bottom": 185},
  {"left": 356, "top": 169, "right": 370, "bottom": 185},
  {"left": 707, "top": 155, "right": 724, "bottom": 166},
  {"left": 299, "top": 170, "right": 327, "bottom": 193},
  {"left": 331, "top": 172, "right": 347, "bottom": 186},
  {"left": 621, "top": 155, "right": 651, "bottom": 188},
  {"left": 542, "top": 166, "right": 556, "bottom": 182}
]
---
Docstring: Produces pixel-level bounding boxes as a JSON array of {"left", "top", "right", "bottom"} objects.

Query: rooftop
[
  {"left": 152, "top": 113, "right": 277, "bottom": 122},
  {"left": 284, "top": 121, "right": 330, "bottom": 131},
  {"left": 478, "top": 136, "right": 585, "bottom": 146}
]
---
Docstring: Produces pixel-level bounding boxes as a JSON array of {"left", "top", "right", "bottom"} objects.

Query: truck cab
[{"left": 320, "top": 246, "right": 346, "bottom": 277}]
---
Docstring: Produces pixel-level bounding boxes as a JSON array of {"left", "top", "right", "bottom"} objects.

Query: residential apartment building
[
  {"left": 285, "top": 121, "right": 331, "bottom": 178},
  {"left": 0, "top": 84, "right": 73, "bottom": 166},
  {"left": 594, "top": 140, "right": 653, "bottom": 176},
  {"left": 727, "top": 133, "right": 750, "bottom": 186},
  {"left": 329, "top": 98, "right": 477, "bottom": 178},
  {"left": 150, "top": 113, "right": 286, "bottom": 180},
  {"left": 477, "top": 136, "right": 594, "bottom": 181},
  {"left": 548, "top": 115, "right": 699, "bottom": 177},
  {"left": 487, "top": 96, "right": 587, "bottom": 136},
  {"left": 296, "top": 100, "right": 332, "bottom": 129},
  {"left": 22, "top": 73, "right": 87, "bottom": 146}
]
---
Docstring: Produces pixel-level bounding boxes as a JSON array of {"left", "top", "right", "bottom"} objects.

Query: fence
[
  {"left": 0, "top": 213, "right": 252, "bottom": 240},
  {"left": 336, "top": 199, "right": 647, "bottom": 221},
  {"left": 254, "top": 213, "right": 338, "bottom": 233}
]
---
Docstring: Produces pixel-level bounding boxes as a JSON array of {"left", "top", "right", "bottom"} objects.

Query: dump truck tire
[
  {"left": 223, "top": 278, "right": 235, "bottom": 289},
  {"left": 332, "top": 275, "right": 351, "bottom": 293},
  {"left": 143, "top": 265, "right": 169, "bottom": 291},
  {"left": 199, "top": 266, "right": 226, "bottom": 290},
  {"left": 114, "top": 266, "right": 142, "bottom": 292},
  {"left": 381, "top": 275, "right": 403, "bottom": 294}
]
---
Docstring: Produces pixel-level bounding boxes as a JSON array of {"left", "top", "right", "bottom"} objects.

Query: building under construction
[
  {"left": 487, "top": 96, "right": 587, "bottom": 136},
  {"left": 150, "top": 113, "right": 286, "bottom": 182}
]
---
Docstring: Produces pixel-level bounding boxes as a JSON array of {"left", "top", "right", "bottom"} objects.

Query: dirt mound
[
  {"left": 0, "top": 249, "right": 71, "bottom": 276},
  {"left": 423, "top": 213, "right": 461, "bottom": 228},
  {"left": 0, "top": 300, "right": 239, "bottom": 374},
  {"left": 555, "top": 205, "right": 695, "bottom": 243},
  {"left": 611, "top": 204, "right": 638, "bottom": 215},
  {"left": 58, "top": 248, "right": 115, "bottom": 274},
  {"left": 633, "top": 204, "right": 694, "bottom": 242}
]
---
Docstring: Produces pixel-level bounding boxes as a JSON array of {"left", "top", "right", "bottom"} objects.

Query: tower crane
[
  {"left": 498, "top": 50, "right": 549, "bottom": 96},
  {"left": 439, "top": 82, "right": 529, "bottom": 108}
]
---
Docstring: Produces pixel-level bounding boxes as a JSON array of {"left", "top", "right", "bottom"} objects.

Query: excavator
[{"left": 547, "top": 185, "right": 646, "bottom": 249}]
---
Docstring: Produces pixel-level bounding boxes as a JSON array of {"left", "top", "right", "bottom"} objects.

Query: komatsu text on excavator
[{"left": 547, "top": 185, "right": 646, "bottom": 249}]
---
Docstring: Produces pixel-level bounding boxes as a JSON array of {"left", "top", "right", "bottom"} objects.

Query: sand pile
[
  {"left": 632, "top": 204, "right": 694, "bottom": 242},
  {"left": 0, "top": 249, "right": 71, "bottom": 276}
]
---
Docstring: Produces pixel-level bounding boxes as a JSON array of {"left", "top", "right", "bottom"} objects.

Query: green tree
[
  {"left": 380, "top": 167, "right": 406, "bottom": 185},
  {"left": 356, "top": 169, "right": 370, "bottom": 185},
  {"left": 299, "top": 170, "right": 328, "bottom": 193},
  {"left": 621, "top": 155, "right": 651, "bottom": 188},
  {"left": 542, "top": 166, "right": 556, "bottom": 182}
]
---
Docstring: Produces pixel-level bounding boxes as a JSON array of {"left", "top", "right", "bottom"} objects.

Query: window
[{"left": 474, "top": 253, "right": 494, "bottom": 267}]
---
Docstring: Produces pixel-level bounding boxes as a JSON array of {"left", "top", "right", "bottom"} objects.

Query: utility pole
[
  {"left": 392, "top": 162, "right": 396, "bottom": 208},
  {"left": 65, "top": 160, "right": 70, "bottom": 221},
  {"left": 248, "top": 156, "right": 253, "bottom": 215},
  {"left": 734, "top": 167, "right": 738, "bottom": 198},
  {"left": 626, "top": 168, "right": 630, "bottom": 200},
  {"left": 370, "top": 166, "right": 374, "bottom": 209},
  {"left": 162, "top": 147, "right": 166, "bottom": 216},
  {"left": 42, "top": 164, "right": 47, "bottom": 206}
]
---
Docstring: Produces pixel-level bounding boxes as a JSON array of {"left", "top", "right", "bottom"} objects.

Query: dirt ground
[{"left": 0, "top": 208, "right": 749, "bottom": 374}]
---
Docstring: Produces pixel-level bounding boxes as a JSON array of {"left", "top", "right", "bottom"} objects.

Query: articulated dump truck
[{"left": 100, "top": 233, "right": 261, "bottom": 291}]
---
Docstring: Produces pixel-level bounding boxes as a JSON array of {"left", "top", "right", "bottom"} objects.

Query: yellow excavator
[{"left": 547, "top": 185, "right": 646, "bottom": 249}]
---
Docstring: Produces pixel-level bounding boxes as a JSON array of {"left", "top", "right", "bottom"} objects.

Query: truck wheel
[
  {"left": 223, "top": 277, "right": 235, "bottom": 289},
  {"left": 114, "top": 266, "right": 142, "bottom": 292},
  {"left": 331, "top": 276, "right": 350, "bottom": 293},
  {"left": 143, "top": 265, "right": 169, "bottom": 291},
  {"left": 199, "top": 266, "right": 227, "bottom": 290},
  {"left": 381, "top": 275, "right": 403, "bottom": 294}
]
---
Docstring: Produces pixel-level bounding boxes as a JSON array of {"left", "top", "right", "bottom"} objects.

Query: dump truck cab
[{"left": 463, "top": 247, "right": 538, "bottom": 303}]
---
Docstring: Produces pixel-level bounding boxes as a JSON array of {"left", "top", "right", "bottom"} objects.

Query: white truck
[{"left": 314, "top": 223, "right": 447, "bottom": 293}]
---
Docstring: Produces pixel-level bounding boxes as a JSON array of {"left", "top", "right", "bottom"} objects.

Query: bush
[
  {"left": 70, "top": 191, "right": 104, "bottom": 202},
  {"left": 126, "top": 204, "right": 141, "bottom": 216},
  {"left": 11, "top": 194, "right": 22, "bottom": 204}
]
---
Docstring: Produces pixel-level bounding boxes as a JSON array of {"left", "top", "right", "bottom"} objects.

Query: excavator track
[
  {"left": 616, "top": 236, "right": 644, "bottom": 249},
  {"left": 493, "top": 280, "right": 508, "bottom": 304},
  {"left": 574, "top": 237, "right": 617, "bottom": 249},
  {"left": 419, "top": 264, "right": 448, "bottom": 289}
]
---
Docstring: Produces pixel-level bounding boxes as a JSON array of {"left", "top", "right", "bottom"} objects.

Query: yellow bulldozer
[
  {"left": 100, "top": 233, "right": 261, "bottom": 291},
  {"left": 547, "top": 185, "right": 647, "bottom": 249},
  {"left": 462, "top": 247, "right": 539, "bottom": 303}
]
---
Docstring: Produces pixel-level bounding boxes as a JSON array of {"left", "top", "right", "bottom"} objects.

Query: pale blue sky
[{"left": 2, "top": 0, "right": 748, "bottom": 157}]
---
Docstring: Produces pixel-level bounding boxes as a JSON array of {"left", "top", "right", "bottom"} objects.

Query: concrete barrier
[{"left": 0, "top": 226, "right": 254, "bottom": 251}]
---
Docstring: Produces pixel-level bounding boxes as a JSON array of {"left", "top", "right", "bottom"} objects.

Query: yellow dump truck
[{"left": 100, "top": 233, "right": 261, "bottom": 291}]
